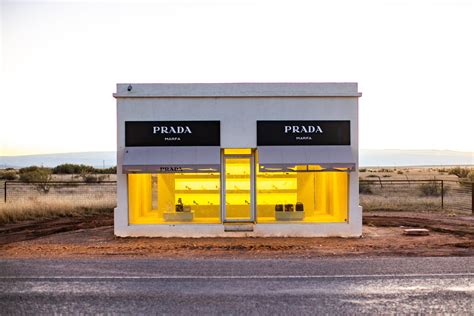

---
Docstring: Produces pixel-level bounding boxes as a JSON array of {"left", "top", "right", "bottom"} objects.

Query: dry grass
[
  {"left": 0, "top": 196, "right": 115, "bottom": 224},
  {"left": 360, "top": 195, "right": 441, "bottom": 212}
]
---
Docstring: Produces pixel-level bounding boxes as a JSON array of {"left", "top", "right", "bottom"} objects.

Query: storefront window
[
  {"left": 128, "top": 172, "right": 220, "bottom": 224},
  {"left": 256, "top": 165, "right": 349, "bottom": 223}
]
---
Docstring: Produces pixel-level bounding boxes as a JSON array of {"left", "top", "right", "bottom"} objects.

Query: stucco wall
[{"left": 114, "top": 83, "right": 362, "bottom": 237}]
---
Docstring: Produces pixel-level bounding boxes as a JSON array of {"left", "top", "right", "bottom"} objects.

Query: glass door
[{"left": 223, "top": 154, "right": 255, "bottom": 222}]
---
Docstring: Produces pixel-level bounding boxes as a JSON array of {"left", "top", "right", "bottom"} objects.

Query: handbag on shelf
[{"left": 296, "top": 202, "right": 304, "bottom": 212}]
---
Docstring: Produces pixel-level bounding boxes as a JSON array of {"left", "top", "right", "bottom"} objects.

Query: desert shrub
[
  {"left": 359, "top": 182, "right": 373, "bottom": 194},
  {"left": 379, "top": 168, "right": 393, "bottom": 173},
  {"left": 382, "top": 175, "right": 391, "bottom": 178},
  {"left": 397, "top": 170, "right": 403, "bottom": 174},
  {"left": 19, "top": 167, "right": 52, "bottom": 193},
  {"left": 0, "top": 170, "right": 18, "bottom": 180},
  {"left": 52, "top": 164, "right": 94, "bottom": 174},
  {"left": 52, "top": 164, "right": 116, "bottom": 175},
  {"left": 366, "top": 174, "right": 378, "bottom": 178},
  {"left": 80, "top": 171, "right": 108, "bottom": 183},
  {"left": 418, "top": 181, "right": 449, "bottom": 197},
  {"left": 359, "top": 168, "right": 367, "bottom": 172},
  {"left": 95, "top": 166, "right": 117, "bottom": 174},
  {"left": 19, "top": 166, "right": 42, "bottom": 174},
  {"left": 459, "top": 173, "right": 474, "bottom": 188},
  {"left": 19, "top": 167, "right": 51, "bottom": 182},
  {"left": 448, "top": 167, "right": 472, "bottom": 178}
]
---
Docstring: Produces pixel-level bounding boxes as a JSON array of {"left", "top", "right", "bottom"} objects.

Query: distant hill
[
  {"left": 0, "top": 152, "right": 116, "bottom": 169},
  {"left": 0, "top": 149, "right": 472, "bottom": 168}
]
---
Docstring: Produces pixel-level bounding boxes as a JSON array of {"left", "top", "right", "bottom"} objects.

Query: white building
[{"left": 113, "top": 83, "right": 362, "bottom": 237}]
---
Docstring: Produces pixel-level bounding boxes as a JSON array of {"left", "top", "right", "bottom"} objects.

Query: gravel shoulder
[{"left": 0, "top": 211, "right": 472, "bottom": 259}]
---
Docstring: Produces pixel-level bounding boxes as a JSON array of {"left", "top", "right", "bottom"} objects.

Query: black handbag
[
  {"left": 296, "top": 202, "right": 304, "bottom": 212},
  {"left": 176, "top": 198, "right": 184, "bottom": 212}
]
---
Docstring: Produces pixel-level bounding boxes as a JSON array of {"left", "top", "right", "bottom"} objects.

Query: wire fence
[
  {"left": 360, "top": 179, "right": 473, "bottom": 214},
  {"left": 1, "top": 181, "right": 116, "bottom": 209},
  {"left": 0, "top": 180, "right": 472, "bottom": 215}
]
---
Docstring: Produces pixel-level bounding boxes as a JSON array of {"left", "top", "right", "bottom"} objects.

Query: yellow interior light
[{"left": 223, "top": 148, "right": 252, "bottom": 155}]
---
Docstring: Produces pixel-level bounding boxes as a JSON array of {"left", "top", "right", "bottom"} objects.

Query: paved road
[{"left": 0, "top": 257, "right": 473, "bottom": 314}]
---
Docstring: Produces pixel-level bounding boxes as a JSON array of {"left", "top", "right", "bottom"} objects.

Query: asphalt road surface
[{"left": 1, "top": 257, "right": 473, "bottom": 314}]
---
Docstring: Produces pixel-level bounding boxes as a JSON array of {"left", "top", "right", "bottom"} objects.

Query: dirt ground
[{"left": 0, "top": 211, "right": 473, "bottom": 259}]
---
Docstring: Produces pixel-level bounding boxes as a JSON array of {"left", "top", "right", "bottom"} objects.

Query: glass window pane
[
  {"left": 225, "top": 157, "right": 252, "bottom": 221},
  {"left": 128, "top": 172, "right": 220, "bottom": 224},
  {"left": 256, "top": 163, "right": 348, "bottom": 223}
]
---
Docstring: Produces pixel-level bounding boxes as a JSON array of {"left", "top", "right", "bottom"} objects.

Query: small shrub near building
[
  {"left": 418, "top": 181, "right": 449, "bottom": 197},
  {"left": 359, "top": 182, "right": 373, "bottom": 194}
]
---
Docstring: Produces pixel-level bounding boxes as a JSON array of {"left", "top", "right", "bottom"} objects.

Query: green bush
[
  {"left": 52, "top": 164, "right": 94, "bottom": 174},
  {"left": 52, "top": 163, "right": 116, "bottom": 175},
  {"left": 0, "top": 170, "right": 18, "bottom": 180},
  {"left": 19, "top": 167, "right": 52, "bottom": 193},
  {"left": 95, "top": 166, "right": 117, "bottom": 174},
  {"left": 19, "top": 166, "right": 43, "bottom": 174}
]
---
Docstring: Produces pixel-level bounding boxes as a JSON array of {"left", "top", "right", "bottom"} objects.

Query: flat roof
[{"left": 113, "top": 82, "right": 362, "bottom": 98}]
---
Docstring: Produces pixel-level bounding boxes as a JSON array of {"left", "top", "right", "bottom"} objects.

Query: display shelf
[
  {"left": 257, "top": 189, "right": 296, "bottom": 194},
  {"left": 173, "top": 174, "right": 297, "bottom": 180},
  {"left": 175, "top": 174, "right": 220, "bottom": 179},
  {"left": 175, "top": 189, "right": 251, "bottom": 194},
  {"left": 175, "top": 190, "right": 219, "bottom": 194}
]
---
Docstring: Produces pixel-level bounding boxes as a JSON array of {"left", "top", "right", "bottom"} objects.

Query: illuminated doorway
[{"left": 222, "top": 149, "right": 255, "bottom": 222}]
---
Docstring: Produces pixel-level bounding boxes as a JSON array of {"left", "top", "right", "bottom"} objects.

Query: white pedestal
[
  {"left": 164, "top": 211, "right": 194, "bottom": 222},
  {"left": 275, "top": 211, "right": 305, "bottom": 221}
]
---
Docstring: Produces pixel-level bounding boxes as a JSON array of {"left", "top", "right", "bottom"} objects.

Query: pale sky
[{"left": 1, "top": 0, "right": 473, "bottom": 156}]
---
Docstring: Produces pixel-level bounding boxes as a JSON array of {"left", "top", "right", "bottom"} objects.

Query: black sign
[
  {"left": 257, "top": 120, "right": 350, "bottom": 146},
  {"left": 125, "top": 121, "right": 220, "bottom": 146}
]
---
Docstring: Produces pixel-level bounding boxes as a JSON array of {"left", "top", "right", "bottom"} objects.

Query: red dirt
[{"left": 0, "top": 211, "right": 472, "bottom": 258}]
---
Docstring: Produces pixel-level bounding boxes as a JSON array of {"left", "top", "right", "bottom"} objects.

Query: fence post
[
  {"left": 4, "top": 181, "right": 7, "bottom": 203},
  {"left": 376, "top": 175, "right": 383, "bottom": 188},
  {"left": 441, "top": 180, "right": 444, "bottom": 210}
]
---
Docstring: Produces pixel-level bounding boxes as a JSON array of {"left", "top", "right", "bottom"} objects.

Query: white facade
[{"left": 114, "top": 83, "right": 362, "bottom": 237}]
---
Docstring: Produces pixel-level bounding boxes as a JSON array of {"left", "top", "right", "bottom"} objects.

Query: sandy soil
[{"left": 0, "top": 211, "right": 472, "bottom": 259}]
